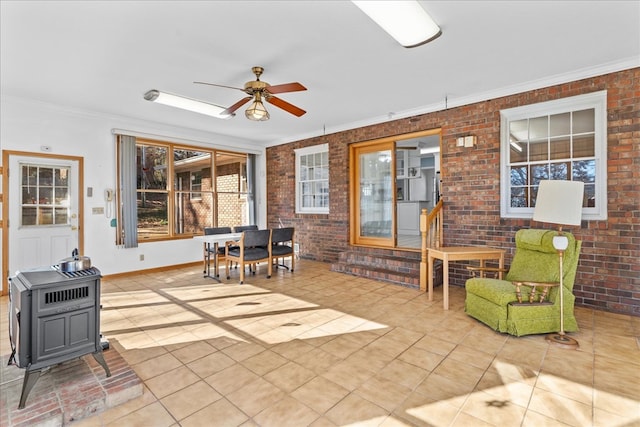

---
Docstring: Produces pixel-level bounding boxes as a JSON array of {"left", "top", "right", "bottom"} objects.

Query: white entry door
[{"left": 7, "top": 155, "right": 81, "bottom": 277}]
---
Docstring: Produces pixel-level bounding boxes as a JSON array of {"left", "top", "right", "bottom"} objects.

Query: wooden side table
[{"left": 426, "top": 246, "right": 505, "bottom": 310}]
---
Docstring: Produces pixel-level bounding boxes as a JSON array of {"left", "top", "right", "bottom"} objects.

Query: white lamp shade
[{"left": 533, "top": 180, "right": 584, "bottom": 226}]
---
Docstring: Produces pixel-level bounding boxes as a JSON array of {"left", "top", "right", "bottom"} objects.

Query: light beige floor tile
[
  {"left": 99, "top": 386, "right": 158, "bottom": 425},
  {"left": 412, "top": 334, "right": 457, "bottom": 356},
  {"left": 170, "top": 340, "right": 217, "bottom": 364},
  {"left": 528, "top": 388, "right": 592, "bottom": 427},
  {"left": 180, "top": 399, "right": 248, "bottom": 427},
  {"left": 145, "top": 365, "right": 201, "bottom": 399},
  {"left": 263, "top": 361, "right": 316, "bottom": 392},
  {"left": 447, "top": 344, "right": 496, "bottom": 371},
  {"left": 205, "top": 363, "right": 260, "bottom": 396},
  {"left": 593, "top": 387, "right": 640, "bottom": 420},
  {"left": 118, "top": 339, "right": 167, "bottom": 364},
  {"left": 397, "top": 345, "right": 445, "bottom": 372},
  {"left": 269, "top": 339, "right": 316, "bottom": 360},
  {"left": 460, "top": 388, "right": 527, "bottom": 426},
  {"left": 354, "top": 375, "right": 413, "bottom": 412},
  {"left": 536, "top": 373, "right": 593, "bottom": 406},
  {"left": 593, "top": 406, "right": 640, "bottom": 427},
  {"left": 432, "top": 355, "right": 486, "bottom": 390},
  {"left": 521, "top": 409, "right": 574, "bottom": 427},
  {"left": 393, "top": 392, "right": 457, "bottom": 427},
  {"left": 539, "top": 350, "right": 594, "bottom": 386},
  {"left": 321, "top": 360, "right": 375, "bottom": 391},
  {"left": 593, "top": 354, "right": 640, "bottom": 400},
  {"left": 25, "top": 261, "right": 640, "bottom": 427},
  {"left": 414, "top": 373, "right": 473, "bottom": 407},
  {"left": 324, "top": 393, "right": 388, "bottom": 426},
  {"left": 105, "top": 401, "right": 175, "bottom": 427},
  {"left": 241, "top": 349, "right": 288, "bottom": 376},
  {"left": 365, "top": 335, "right": 412, "bottom": 359},
  {"left": 253, "top": 396, "right": 320, "bottom": 427},
  {"left": 383, "top": 327, "right": 425, "bottom": 347},
  {"left": 187, "top": 350, "right": 236, "bottom": 378},
  {"left": 378, "top": 415, "right": 417, "bottom": 427},
  {"left": 377, "top": 359, "right": 429, "bottom": 390},
  {"left": 344, "top": 346, "right": 396, "bottom": 374},
  {"left": 475, "top": 370, "right": 535, "bottom": 409},
  {"left": 319, "top": 335, "right": 367, "bottom": 359},
  {"left": 222, "top": 341, "right": 268, "bottom": 361},
  {"left": 291, "top": 376, "right": 350, "bottom": 414},
  {"left": 451, "top": 412, "right": 495, "bottom": 427},
  {"left": 160, "top": 380, "right": 222, "bottom": 421},
  {"left": 295, "top": 347, "right": 343, "bottom": 374},
  {"left": 133, "top": 352, "right": 183, "bottom": 381},
  {"left": 226, "top": 377, "right": 286, "bottom": 417}
]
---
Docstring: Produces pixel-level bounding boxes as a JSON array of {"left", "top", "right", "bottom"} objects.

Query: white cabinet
[
  {"left": 397, "top": 201, "right": 429, "bottom": 235},
  {"left": 396, "top": 150, "right": 408, "bottom": 178},
  {"left": 396, "top": 150, "right": 421, "bottom": 179}
]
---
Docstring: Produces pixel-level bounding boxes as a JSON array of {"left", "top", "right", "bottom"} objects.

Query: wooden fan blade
[
  {"left": 267, "top": 96, "right": 306, "bottom": 117},
  {"left": 194, "top": 81, "right": 247, "bottom": 92},
  {"left": 266, "top": 82, "right": 307, "bottom": 94},
  {"left": 222, "top": 96, "right": 252, "bottom": 115}
]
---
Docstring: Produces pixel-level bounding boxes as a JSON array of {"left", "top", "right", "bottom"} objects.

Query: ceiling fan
[{"left": 195, "top": 66, "right": 307, "bottom": 121}]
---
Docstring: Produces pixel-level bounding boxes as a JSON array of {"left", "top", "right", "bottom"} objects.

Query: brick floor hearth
[{"left": 0, "top": 340, "right": 143, "bottom": 426}]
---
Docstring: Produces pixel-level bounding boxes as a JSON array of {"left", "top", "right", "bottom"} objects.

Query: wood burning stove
[{"left": 8, "top": 265, "right": 111, "bottom": 409}]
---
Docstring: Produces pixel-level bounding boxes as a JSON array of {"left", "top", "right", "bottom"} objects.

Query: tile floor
[{"left": 4, "top": 259, "right": 639, "bottom": 426}]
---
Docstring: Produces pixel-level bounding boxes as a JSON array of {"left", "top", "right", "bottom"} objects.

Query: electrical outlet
[{"left": 139, "top": 254, "right": 144, "bottom": 261}]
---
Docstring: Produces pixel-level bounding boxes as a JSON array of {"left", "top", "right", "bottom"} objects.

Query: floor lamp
[{"left": 533, "top": 180, "right": 584, "bottom": 349}]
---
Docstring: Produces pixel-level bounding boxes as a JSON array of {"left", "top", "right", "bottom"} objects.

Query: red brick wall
[{"left": 266, "top": 68, "right": 640, "bottom": 316}]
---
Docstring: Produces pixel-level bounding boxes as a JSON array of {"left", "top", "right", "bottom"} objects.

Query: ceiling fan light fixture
[
  {"left": 144, "top": 89, "right": 232, "bottom": 119},
  {"left": 245, "top": 94, "right": 270, "bottom": 121},
  {"left": 352, "top": 0, "right": 441, "bottom": 48}
]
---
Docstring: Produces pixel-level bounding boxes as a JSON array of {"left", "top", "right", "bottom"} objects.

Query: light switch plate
[
  {"left": 464, "top": 136, "right": 476, "bottom": 147},
  {"left": 456, "top": 137, "right": 464, "bottom": 147}
]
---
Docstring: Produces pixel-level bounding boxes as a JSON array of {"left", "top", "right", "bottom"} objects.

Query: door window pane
[
  {"left": 20, "top": 164, "right": 70, "bottom": 226},
  {"left": 359, "top": 150, "right": 392, "bottom": 238}
]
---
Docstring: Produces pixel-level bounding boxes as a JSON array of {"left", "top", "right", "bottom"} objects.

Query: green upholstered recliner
[{"left": 464, "top": 229, "right": 581, "bottom": 337}]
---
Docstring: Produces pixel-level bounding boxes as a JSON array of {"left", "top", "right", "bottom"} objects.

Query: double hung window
[
  {"left": 295, "top": 144, "right": 329, "bottom": 214},
  {"left": 500, "top": 91, "right": 607, "bottom": 220}
]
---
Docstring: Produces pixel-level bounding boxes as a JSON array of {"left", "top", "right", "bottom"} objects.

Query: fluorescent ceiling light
[
  {"left": 352, "top": 0, "right": 441, "bottom": 48},
  {"left": 420, "top": 146, "right": 439, "bottom": 155},
  {"left": 510, "top": 141, "right": 523, "bottom": 152},
  {"left": 144, "top": 90, "right": 232, "bottom": 119}
]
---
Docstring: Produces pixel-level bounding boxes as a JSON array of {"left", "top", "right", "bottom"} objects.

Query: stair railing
[{"left": 419, "top": 200, "right": 443, "bottom": 291}]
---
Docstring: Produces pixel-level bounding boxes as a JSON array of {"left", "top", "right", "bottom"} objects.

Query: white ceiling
[{"left": 1, "top": 1, "right": 638, "bottom": 148}]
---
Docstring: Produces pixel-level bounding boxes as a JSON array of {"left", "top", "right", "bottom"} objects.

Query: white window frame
[
  {"left": 295, "top": 143, "right": 329, "bottom": 214},
  {"left": 190, "top": 170, "right": 202, "bottom": 200},
  {"left": 500, "top": 90, "right": 607, "bottom": 220}
]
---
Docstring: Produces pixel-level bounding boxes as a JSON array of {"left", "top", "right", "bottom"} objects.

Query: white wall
[{"left": 1, "top": 96, "right": 267, "bottom": 276}]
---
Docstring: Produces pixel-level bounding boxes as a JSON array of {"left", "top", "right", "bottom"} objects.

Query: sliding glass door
[
  {"left": 349, "top": 129, "right": 442, "bottom": 249},
  {"left": 350, "top": 141, "right": 395, "bottom": 247}
]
